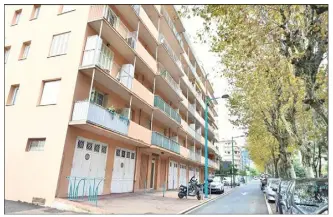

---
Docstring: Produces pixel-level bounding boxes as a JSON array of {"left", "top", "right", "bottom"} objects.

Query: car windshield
[
  {"left": 293, "top": 179, "right": 328, "bottom": 213},
  {"left": 213, "top": 177, "right": 221, "bottom": 182}
]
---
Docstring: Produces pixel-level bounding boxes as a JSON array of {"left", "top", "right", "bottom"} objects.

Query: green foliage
[
  {"left": 180, "top": 5, "right": 328, "bottom": 179},
  {"left": 293, "top": 161, "right": 306, "bottom": 178}
]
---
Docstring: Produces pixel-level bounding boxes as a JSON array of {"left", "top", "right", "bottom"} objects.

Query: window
[
  {"left": 5, "top": 46, "right": 11, "bottom": 64},
  {"left": 19, "top": 41, "right": 31, "bottom": 60},
  {"left": 31, "top": 5, "right": 41, "bottom": 20},
  {"left": 90, "top": 89, "right": 104, "bottom": 106},
  {"left": 49, "top": 32, "right": 70, "bottom": 56},
  {"left": 40, "top": 80, "right": 60, "bottom": 105},
  {"left": 26, "top": 138, "right": 46, "bottom": 151},
  {"left": 12, "top": 9, "right": 22, "bottom": 25},
  {"left": 7, "top": 85, "right": 19, "bottom": 105},
  {"left": 60, "top": 5, "right": 75, "bottom": 14}
]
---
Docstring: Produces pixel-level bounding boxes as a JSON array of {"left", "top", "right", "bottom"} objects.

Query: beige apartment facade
[{"left": 5, "top": 5, "right": 221, "bottom": 206}]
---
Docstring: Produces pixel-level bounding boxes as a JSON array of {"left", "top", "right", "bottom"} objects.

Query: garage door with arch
[
  {"left": 111, "top": 147, "right": 136, "bottom": 193},
  {"left": 70, "top": 137, "right": 108, "bottom": 197}
]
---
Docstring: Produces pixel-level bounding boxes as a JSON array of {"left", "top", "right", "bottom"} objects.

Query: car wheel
[{"left": 221, "top": 188, "right": 225, "bottom": 194}]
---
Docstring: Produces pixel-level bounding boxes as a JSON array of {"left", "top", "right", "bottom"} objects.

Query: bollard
[
  {"left": 144, "top": 180, "right": 147, "bottom": 194},
  {"left": 162, "top": 183, "right": 165, "bottom": 197}
]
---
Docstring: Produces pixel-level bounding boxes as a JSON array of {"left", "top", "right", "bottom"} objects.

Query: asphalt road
[{"left": 189, "top": 180, "right": 269, "bottom": 214}]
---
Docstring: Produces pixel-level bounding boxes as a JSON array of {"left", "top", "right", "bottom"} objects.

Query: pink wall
[
  {"left": 132, "top": 79, "right": 153, "bottom": 106},
  {"left": 128, "top": 121, "right": 152, "bottom": 144}
]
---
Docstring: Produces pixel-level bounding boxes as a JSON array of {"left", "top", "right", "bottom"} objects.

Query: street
[{"left": 189, "top": 180, "right": 269, "bottom": 214}]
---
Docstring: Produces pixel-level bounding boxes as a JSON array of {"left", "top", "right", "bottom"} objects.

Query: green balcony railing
[
  {"left": 151, "top": 131, "right": 180, "bottom": 154},
  {"left": 154, "top": 95, "right": 181, "bottom": 123}
]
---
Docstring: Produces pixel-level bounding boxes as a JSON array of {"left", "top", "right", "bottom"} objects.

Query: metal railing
[
  {"left": 67, "top": 176, "right": 104, "bottom": 206},
  {"left": 100, "top": 5, "right": 137, "bottom": 49},
  {"left": 161, "top": 7, "right": 184, "bottom": 50},
  {"left": 184, "top": 53, "right": 196, "bottom": 75},
  {"left": 71, "top": 101, "right": 129, "bottom": 135},
  {"left": 188, "top": 125, "right": 196, "bottom": 138},
  {"left": 151, "top": 131, "right": 180, "bottom": 154},
  {"left": 188, "top": 103, "right": 196, "bottom": 115},
  {"left": 189, "top": 150, "right": 196, "bottom": 161},
  {"left": 195, "top": 153, "right": 201, "bottom": 162},
  {"left": 159, "top": 34, "right": 183, "bottom": 74},
  {"left": 154, "top": 95, "right": 181, "bottom": 124},
  {"left": 158, "top": 64, "right": 181, "bottom": 95},
  {"left": 195, "top": 131, "right": 201, "bottom": 142}
]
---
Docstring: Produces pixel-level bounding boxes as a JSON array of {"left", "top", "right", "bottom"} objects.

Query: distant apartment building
[
  {"left": 5, "top": 5, "right": 221, "bottom": 205},
  {"left": 219, "top": 140, "right": 241, "bottom": 169}
]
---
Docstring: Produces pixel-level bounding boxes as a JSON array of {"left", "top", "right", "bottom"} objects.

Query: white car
[{"left": 209, "top": 177, "right": 225, "bottom": 194}]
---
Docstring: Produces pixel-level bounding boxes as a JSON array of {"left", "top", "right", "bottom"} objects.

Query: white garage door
[
  {"left": 179, "top": 164, "right": 187, "bottom": 186},
  {"left": 168, "top": 161, "right": 178, "bottom": 189},
  {"left": 111, "top": 148, "right": 136, "bottom": 193},
  {"left": 195, "top": 168, "right": 200, "bottom": 182},
  {"left": 189, "top": 167, "right": 195, "bottom": 180},
  {"left": 70, "top": 137, "right": 108, "bottom": 196}
]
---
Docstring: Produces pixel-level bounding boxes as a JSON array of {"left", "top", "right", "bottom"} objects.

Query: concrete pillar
[
  {"left": 134, "top": 147, "right": 142, "bottom": 191},
  {"left": 146, "top": 154, "right": 153, "bottom": 190},
  {"left": 156, "top": 156, "right": 162, "bottom": 190}
]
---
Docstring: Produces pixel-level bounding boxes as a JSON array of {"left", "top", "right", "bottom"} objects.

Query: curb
[
  {"left": 178, "top": 187, "right": 236, "bottom": 214},
  {"left": 264, "top": 194, "right": 273, "bottom": 215}
]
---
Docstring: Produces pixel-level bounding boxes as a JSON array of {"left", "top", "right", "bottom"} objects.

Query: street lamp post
[{"left": 204, "top": 94, "right": 229, "bottom": 198}]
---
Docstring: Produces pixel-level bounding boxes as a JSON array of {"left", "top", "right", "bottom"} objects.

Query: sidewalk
[{"left": 52, "top": 186, "right": 234, "bottom": 214}]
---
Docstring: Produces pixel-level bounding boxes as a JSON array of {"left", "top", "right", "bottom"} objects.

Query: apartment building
[
  {"left": 221, "top": 140, "right": 241, "bottom": 169},
  {"left": 5, "top": 5, "right": 221, "bottom": 205}
]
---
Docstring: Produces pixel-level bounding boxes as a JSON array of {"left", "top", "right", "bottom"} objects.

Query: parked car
[
  {"left": 281, "top": 178, "right": 328, "bottom": 214},
  {"left": 206, "top": 176, "right": 225, "bottom": 194},
  {"left": 223, "top": 177, "right": 231, "bottom": 186},
  {"left": 265, "top": 178, "right": 281, "bottom": 201},
  {"left": 275, "top": 179, "right": 293, "bottom": 214}
]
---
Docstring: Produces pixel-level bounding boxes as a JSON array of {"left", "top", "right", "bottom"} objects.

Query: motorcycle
[
  {"left": 260, "top": 177, "right": 267, "bottom": 191},
  {"left": 178, "top": 176, "right": 202, "bottom": 200}
]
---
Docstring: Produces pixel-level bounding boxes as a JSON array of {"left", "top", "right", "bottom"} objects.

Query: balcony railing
[
  {"left": 188, "top": 103, "right": 196, "bottom": 115},
  {"left": 154, "top": 95, "right": 181, "bottom": 124},
  {"left": 184, "top": 53, "right": 196, "bottom": 75},
  {"left": 159, "top": 34, "right": 184, "bottom": 74},
  {"left": 195, "top": 153, "right": 201, "bottom": 162},
  {"left": 71, "top": 101, "right": 129, "bottom": 135},
  {"left": 161, "top": 7, "right": 184, "bottom": 50},
  {"left": 151, "top": 131, "right": 180, "bottom": 154},
  {"left": 195, "top": 132, "right": 201, "bottom": 142},
  {"left": 189, "top": 150, "right": 196, "bottom": 161},
  {"left": 208, "top": 159, "right": 217, "bottom": 168},
  {"left": 188, "top": 125, "right": 196, "bottom": 138},
  {"left": 158, "top": 63, "right": 181, "bottom": 95}
]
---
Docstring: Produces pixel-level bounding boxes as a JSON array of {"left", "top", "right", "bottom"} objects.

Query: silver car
[
  {"left": 209, "top": 176, "right": 225, "bottom": 194},
  {"left": 266, "top": 178, "right": 281, "bottom": 201}
]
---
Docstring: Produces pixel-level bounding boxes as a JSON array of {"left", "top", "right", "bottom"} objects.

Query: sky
[{"left": 177, "top": 8, "right": 247, "bottom": 146}]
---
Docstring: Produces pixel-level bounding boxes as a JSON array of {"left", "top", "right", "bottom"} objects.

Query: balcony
[
  {"left": 154, "top": 95, "right": 181, "bottom": 124},
  {"left": 160, "top": 6, "right": 184, "bottom": 53},
  {"left": 135, "top": 40, "right": 157, "bottom": 73},
  {"left": 183, "top": 53, "right": 196, "bottom": 75},
  {"left": 188, "top": 125, "right": 196, "bottom": 139},
  {"left": 195, "top": 152, "right": 201, "bottom": 162},
  {"left": 156, "top": 63, "right": 183, "bottom": 104},
  {"left": 180, "top": 146, "right": 190, "bottom": 159},
  {"left": 188, "top": 103, "right": 196, "bottom": 116},
  {"left": 151, "top": 131, "right": 180, "bottom": 154},
  {"left": 208, "top": 159, "right": 218, "bottom": 169},
  {"left": 87, "top": 5, "right": 156, "bottom": 77},
  {"left": 71, "top": 101, "right": 129, "bottom": 135},
  {"left": 131, "top": 79, "right": 154, "bottom": 107},
  {"left": 195, "top": 132, "right": 201, "bottom": 142},
  {"left": 158, "top": 34, "right": 185, "bottom": 78}
]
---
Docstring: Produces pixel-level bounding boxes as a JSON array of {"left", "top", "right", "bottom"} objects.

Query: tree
[
  {"left": 179, "top": 5, "right": 328, "bottom": 179},
  {"left": 180, "top": 5, "right": 328, "bottom": 125},
  {"left": 293, "top": 161, "right": 306, "bottom": 178}
]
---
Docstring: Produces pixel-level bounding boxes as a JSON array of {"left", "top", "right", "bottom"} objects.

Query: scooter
[{"left": 178, "top": 176, "right": 202, "bottom": 200}]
